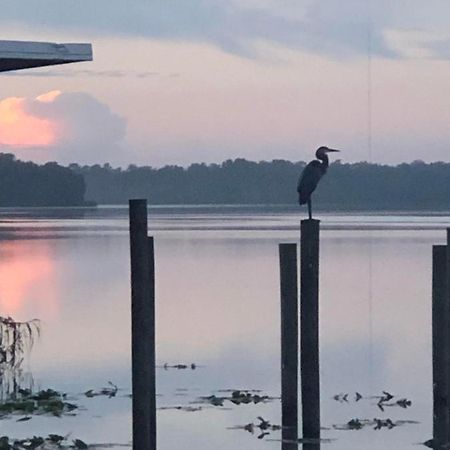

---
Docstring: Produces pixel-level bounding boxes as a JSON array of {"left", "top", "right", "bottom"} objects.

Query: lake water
[{"left": 0, "top": 205, "right": 449, "bottom": 449}]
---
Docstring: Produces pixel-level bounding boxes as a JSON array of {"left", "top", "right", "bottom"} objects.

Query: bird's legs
[{"left": 307, "top": 199, "right": 312, "bottom": 220}]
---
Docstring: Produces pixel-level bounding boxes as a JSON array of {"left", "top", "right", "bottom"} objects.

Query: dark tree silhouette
[
  {"left": 3, "top": 153, "right": 450, "bottom": 210},
  {"left": 71, "top": 157, "right": 450, "bottom": 211},
  {"left": 0, "top": 153, "right": 86, "bottom": 207}
]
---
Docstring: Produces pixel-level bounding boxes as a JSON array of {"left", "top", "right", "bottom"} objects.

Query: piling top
[
  {"left": 301, "top": 219, "right": 320, "bottom": 237},
  {"left": 279, "top": 243, "right": 297, "bottom": 250},
  {"left": 301, "top": 219, "right": 320, "bottom": 225},
  {"left": 129, "top": 199, "right": 148, "bottom": 205}
]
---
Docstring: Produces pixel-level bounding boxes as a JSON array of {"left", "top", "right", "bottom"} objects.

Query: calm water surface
[{"left": 1, "top": 205, "right": 449, "bottom": 449}]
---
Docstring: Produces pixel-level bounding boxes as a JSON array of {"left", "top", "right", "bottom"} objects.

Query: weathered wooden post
[
  {"left": 433, "top": 244, "right": 449, "bottom": 448},
  {"left": 129, "top": 199, "right": 156, "bottom": 450},
  {"left": 300, "top": 219, "right": 320, "bottom": 448},
  {"left": 279, "top": 244, "right": 299, "bottom": 449}
]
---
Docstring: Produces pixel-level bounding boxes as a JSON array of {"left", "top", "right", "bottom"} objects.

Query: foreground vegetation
[
  {"left": 0, "top": 435, "right": 89, "bottom": 449},
  {"left": 0, "top": 388, "right": 77, "bottom": 419}
]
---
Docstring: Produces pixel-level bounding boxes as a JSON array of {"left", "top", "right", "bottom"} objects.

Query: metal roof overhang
[{"left": 0, "top": 40, "right": 93, "bottom": 72}]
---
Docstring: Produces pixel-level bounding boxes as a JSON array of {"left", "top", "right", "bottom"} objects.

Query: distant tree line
[
  {"left": 0, "top": 153, "right": 86, "bottom": 207},
  {"left": 70, "top": 158, "right": 450, "bottom": 211},
  {"left": 2, "top": 153, "right": 450, "bottom": 210}
]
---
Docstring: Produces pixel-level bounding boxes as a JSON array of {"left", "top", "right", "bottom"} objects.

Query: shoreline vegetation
[
  {"left": 0, "top": 154, "right": 86, "bottom": 207},
  {"left": 3, "top": 153, "right": 450, "bottom": 211},
  {"left": 75, "top": 158, "right": 450, "bottom": 211}
]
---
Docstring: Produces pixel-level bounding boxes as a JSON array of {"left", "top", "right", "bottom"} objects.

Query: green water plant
[
  {"left": 0, "top": 434, "right": 89, "bottom": 449},
  {"left": 0, "top": 434, "right": 132, "bottom": 449},
  {"left": 332, "top": 417, "right": 419, "bottom": 431},
  {"left": 84, "top": 381, "right": 118, "bottom": 399},
  {"left": 198, "top": 389, "right": 274, "bottom": 407},
  {"left": 0, "top": 388, "right": 77, "bottom": 420}
]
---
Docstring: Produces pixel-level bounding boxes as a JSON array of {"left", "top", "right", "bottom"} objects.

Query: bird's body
[
  {"left": 297, "top": 146, "right": 340, "bottom": 219},
  {"left": 297, "top": 159, "right": 326, "bottom": 205}
]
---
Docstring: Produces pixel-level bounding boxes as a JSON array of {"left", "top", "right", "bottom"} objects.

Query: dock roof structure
[{"left": 0, "top": 40, "right": 92, "bottom": 72}]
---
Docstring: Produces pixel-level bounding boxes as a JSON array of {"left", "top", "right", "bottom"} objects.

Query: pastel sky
[{"left": 0, "top": 0, "right": 449, "bottom": 166}]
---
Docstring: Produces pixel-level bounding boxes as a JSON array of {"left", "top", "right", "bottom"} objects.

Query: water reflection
[
  {"left": 0, "top": 241, "right": 57, "bottom": 318},
  {"left": 0, "top": 206, "right": 445, "bottom": 448}
]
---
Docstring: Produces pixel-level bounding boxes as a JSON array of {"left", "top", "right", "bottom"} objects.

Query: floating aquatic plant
[
  {"left": 158, "top": 363, "right": 199, "bottom": 370},
  {"left": 377, "top": 397, "right": 412, "bottom": 411},
  {"left": 0, "top": 388, "right": 77, "bottom": 420},
  {"left": 333, "top": 390, "right": 395, "bottom": 404},
  {"left": 332, "top": 417, "right": 419, "bottom": 431},
  {"left": 197, "top": 390, "right": 275, "bottom": 407},
  {"left": 332, "top": 391, "right": 412, "bottom": 412},
  {"left": 158, "top": 405, "right": 202, "bottom": 412},
  {"left": 228, "top": 416, "right": 282, "bottom": 440},
  {"left": 0, "top": 434, "right": 110, "bottom": 449},
  {"left": 0, "top": 434, "right": 81, "bottom": 450},
  {"left": 84, "top": 382, "right": 118, "bottom": 399}
]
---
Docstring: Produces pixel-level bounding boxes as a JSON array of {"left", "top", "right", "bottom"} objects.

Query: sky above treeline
[{"left": 0, "top": 0, "right": 449, "bottom": 167}]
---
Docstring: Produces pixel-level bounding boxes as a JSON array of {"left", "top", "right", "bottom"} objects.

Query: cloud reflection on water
[{"left": 0, "top": 240, "right": 57, "bottom": 318}]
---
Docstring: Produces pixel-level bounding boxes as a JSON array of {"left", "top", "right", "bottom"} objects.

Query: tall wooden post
[
  {"left": 300, "top": 219, "right": 320, "bottom": 447},
  {"left": 447, "top": 228, "right": 450, "bottom": 429},
  {"left": 279, "top": 244, "right": 299, "bottom": 449},
  {"left": 129, "top": 199, "right": 156, "bottom": 450},
  {"left": 433, "top": 244, "right": 449, "bottom": 448}
]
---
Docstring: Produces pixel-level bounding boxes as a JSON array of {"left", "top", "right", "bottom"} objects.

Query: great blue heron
[{"left": 297, "top": 146, "right": 340, "bottom": 219}]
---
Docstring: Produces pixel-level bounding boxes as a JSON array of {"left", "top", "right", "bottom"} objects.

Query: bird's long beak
[{"left": 327, "top": 148, "right": 340, "bottom": 152}]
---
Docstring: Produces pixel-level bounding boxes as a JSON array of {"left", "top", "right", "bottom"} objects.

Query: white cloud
[{"left": 0, "top": 91, "right": 127, "bottom": 165}]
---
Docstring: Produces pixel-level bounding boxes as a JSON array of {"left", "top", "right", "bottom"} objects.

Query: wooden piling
[
  {"left": 300, "top": 219, "right": 320, "bottom": 447},
  {"left": 433, "top": 244, "right": 448, "bottom": 448},
  {"left": 129, "top": 199, "right": 156, "bottom": 450},
  {"left": 279, "top": 244, "right": 299, "bottom": 449}
]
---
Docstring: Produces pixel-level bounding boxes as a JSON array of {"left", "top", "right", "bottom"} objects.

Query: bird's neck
[{"left": 317, "top": 153, "right": 329, "bottom": 170}]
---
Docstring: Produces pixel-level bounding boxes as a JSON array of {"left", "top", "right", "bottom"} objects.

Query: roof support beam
[{"left": 0, "top": 40, "right": 92, "bottom": 73}]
